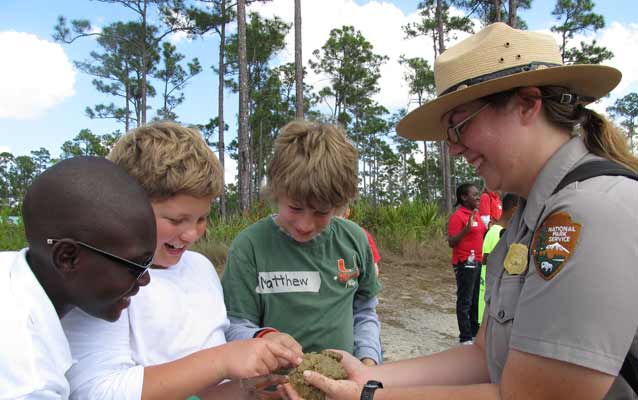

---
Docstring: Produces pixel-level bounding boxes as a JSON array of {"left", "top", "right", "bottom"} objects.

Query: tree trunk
[
  {"left": 508, "top": 0, "right": 517, "bottom": 27},
  {"left": 140, "top": 0, "right": 148, "bottom": 124},
  {"left": 436, "top": 0, "right": 453, "bottom": 213},
  {"left": 493, "top": 0, "right": 501, "bottom": 22},
  {"left": 237, "top": 0, "right": 250, "bottom": 213},
  {"left": 294, "top": 0, "right": 304, "bottom": 119},
  {"left": 423, "top": 141, "right": 429, "bottom": 200},
  {"left": 125, "top": 81, "right": 130, "bottom": 132},
  {"left": 217, "top": 0, "right": 227, "bottom": 218},
  {"left": 401, "top": 154, "right": 408, "bottom": 199}
]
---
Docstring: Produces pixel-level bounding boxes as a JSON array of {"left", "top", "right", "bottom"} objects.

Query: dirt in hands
[{"left": 288, "top": 350, "right": 348, "bottom": 400}]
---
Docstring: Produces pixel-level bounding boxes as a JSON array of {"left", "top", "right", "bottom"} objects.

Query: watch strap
[{"left": 360, "top": 380, "right": 383, "bottom": 400}]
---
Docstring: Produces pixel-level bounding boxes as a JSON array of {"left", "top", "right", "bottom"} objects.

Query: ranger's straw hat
[{"left": 397, "top": 22, "right": 622, "bottom": 141}]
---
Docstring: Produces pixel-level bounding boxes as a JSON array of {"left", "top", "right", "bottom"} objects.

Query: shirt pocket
[{"left": 489, "top": 274, "right": 524, "bottom": 324}]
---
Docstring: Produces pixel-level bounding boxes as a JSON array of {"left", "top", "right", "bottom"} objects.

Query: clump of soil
[{"left": 288, "top": 350, "right": 348, "bottom": 400}]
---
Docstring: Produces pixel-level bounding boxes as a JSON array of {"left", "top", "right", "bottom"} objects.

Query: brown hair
[
  {"left": 484, "top": 86, "right": 638, "bottom": 171},
  {"left": 265, "top": 120, "right": 358, "bottom": 208},
  {"left": 108, "top": 121, "right": 223, "bottom": 201}
]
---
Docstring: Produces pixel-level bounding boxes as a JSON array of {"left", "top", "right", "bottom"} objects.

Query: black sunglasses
[{"left": 46, "top": 238, "right": 154, "bottom": 280}]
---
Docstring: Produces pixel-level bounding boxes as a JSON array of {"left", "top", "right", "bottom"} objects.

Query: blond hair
[
  {"left": 108, "top": 121, "right": 223, "bottom": 201},
  {"left": 265, "top": 120, "right": 358, "bottom": 208}
]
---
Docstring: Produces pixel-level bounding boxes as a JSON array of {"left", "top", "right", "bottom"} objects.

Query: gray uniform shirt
[{"left": 484, "top": 137, "right": 638, "bottom": 399}]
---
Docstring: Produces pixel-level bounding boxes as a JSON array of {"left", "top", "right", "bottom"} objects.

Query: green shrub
[
  {"left": 192, "top": 200, "right": 449, "bottom": 268},
  {"left": 0, "top": 209, "right": 27, "bottom": 250},
  {"left": 350, "top": 200, "right": 446, "bottom": 255}
]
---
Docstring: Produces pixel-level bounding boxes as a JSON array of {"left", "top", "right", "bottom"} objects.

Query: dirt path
[{"left": 376, "top": 255, "right": 459, "bottom": 362}]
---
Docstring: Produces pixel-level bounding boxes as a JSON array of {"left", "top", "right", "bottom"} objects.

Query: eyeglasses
[
  {"left": 46, "top": 238, "right": 153, "bottom": 280},
  {"left": 447, "top": 103, "right": 490, "bottom": 144}
]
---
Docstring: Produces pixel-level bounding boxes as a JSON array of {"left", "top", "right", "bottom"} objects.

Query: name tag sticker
[{"left": 256, "top": 271, "right": 321, "bottom": 294}]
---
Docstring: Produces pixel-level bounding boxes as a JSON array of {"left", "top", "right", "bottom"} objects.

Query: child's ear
[{"left": 50, "top": 240, "right": 81, "bottom": 276}]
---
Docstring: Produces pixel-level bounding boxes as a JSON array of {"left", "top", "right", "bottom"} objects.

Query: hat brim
[{"left": 396, "top": 64, "right": 622, "bottom": 141}]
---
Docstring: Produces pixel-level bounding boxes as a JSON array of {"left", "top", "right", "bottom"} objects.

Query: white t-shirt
[
  {"left": 62, "top": 251, "right": 229, "bottom": 400},
  {"left": 0, "top": 249, "right": 72, "bottom": 399}
]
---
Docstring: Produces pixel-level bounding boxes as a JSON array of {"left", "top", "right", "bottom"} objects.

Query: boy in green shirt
[
  {"left": 222, "top": 120, "right": 382, "bottom": 365},
  {"left": 478, "top": 193, "right": 519, "bottom": 321}
]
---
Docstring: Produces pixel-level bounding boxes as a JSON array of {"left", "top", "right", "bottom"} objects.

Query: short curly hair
[
  {"left": 108, "top": 121, "right": 223, "bottom": 201},
  {"left": 265, "top": 120, "right": 358, "bottom": 208}
]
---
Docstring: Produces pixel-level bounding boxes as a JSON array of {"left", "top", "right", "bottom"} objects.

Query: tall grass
[
  {"left": 193, "top": 200, "right": 448, "bottom": 271},
  {"left": 0, "top": 209, "right": 27, "bottom": 250},
  {"left": 350, "top": 200, "right": 447, "bottom": 255},
  {"left": 0, "top": 200, "right": 448, "bottom": 268}
]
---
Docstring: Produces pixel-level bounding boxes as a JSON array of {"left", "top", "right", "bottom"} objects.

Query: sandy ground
[{"left": 376, "top": 256, "right": 459, "bottom": 362}]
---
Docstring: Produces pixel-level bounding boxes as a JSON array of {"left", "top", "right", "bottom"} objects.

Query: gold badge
[
  {"left": 532, "top": 212, "right": 581, "bottom": 280},
  {"left": 504, "top": 243, "right": 528, "bottom": 275}
]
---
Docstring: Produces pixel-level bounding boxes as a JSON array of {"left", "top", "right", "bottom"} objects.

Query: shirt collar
[
  {"left": 522, "top": 136, "right": 589, "bottom": 230},
  {"left": 10, "top": 249, "right": 72, "bottom": 370}
]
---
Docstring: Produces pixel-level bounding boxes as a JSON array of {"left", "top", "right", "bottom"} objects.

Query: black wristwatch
[{"left": 360, "top": 380, "right": 383, "bottom": 400}]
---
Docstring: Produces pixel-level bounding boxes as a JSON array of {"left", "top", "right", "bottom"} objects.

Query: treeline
[{"left": 3, "top": 0, "right": 637, "bottom": 217}]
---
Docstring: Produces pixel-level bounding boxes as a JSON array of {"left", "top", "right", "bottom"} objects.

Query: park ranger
[{"left": 280, "top": 22, "right": 638, "bottom": 400}]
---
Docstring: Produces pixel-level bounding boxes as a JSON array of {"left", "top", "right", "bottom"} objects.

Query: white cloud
[
  {"left": 0, "top": 31, "right": 76, "bottom": 119},
  {"left": 598, "top": 22, "right": 638, "bottom": 95},
  {"left": 541, "top": 22, "right": 638, "bottom": 114},
  {"left": 168, "top": 30, "right": 190, "bottom": 44},
  {"left": 224, "top": 157, "right": 238, "bottom": 184}
]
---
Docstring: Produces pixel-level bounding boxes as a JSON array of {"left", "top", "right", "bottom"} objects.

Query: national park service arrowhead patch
[{"left": 532, "top": 212, "right": 582, "bottom": 280}]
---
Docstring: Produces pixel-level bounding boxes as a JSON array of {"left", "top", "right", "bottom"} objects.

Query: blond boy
[
  {"left": 62, "top": 122, "right": 301, "bottom": 400},
  {"left": 222, "top": 120, "right": 382, "bottom": 365}
]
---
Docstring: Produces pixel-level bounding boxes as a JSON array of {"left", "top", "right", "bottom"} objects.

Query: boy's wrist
[{"left": 254, "top": 328, "right": 278, "bottom": 338}]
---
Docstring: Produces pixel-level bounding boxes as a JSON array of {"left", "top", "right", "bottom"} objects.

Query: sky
[{"left": 1, "top": 0, "right": 638, "bottom": 180}]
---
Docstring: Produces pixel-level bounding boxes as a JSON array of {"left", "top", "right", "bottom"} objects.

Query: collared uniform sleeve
[
  {"left": 510, "top": 185, "right": 638, "bottom": 376},
  {"left": 62, "top": 309, "right": 144, "bottom": 400}
]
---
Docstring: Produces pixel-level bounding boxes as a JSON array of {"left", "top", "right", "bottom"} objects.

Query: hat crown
[{"left": 434, "top": 23, "right": 563, "bottom": 95}]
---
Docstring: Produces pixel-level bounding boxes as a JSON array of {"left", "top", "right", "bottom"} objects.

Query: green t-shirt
[
  {"left": 482, "top": 224, "right": 503, "bottom": 258},
  {"left": 222, "top": 216, "right": 381, "bottom": 354}
]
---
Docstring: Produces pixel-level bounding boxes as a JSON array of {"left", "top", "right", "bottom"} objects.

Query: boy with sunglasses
[
  {"left": 61, "top": 122, "right": 302, "bottom": 400},
  {"left": 1, "top": 156, "right": 157, "bottom": 398}
]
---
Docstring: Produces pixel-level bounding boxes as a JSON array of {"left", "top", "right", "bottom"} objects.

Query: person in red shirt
[
  {"left": 447, "top": 183, "right": 486, "bottom": 344},
  {"left": 336, "top": 204, "right": 381, "bottom": 276},
  {"left": 478, "top": 189, "right": 502, "bottom": 229}
]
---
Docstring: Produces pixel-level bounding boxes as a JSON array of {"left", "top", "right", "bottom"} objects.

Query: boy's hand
[
  {"left": 261, "top": 331, "right": 304, "bottom": 365},
  {"left": 217, "top": 339, "right": 303, "bottom": 380},
  {"left": 277, "top": 351, "right": 375, "bottom": 400}
]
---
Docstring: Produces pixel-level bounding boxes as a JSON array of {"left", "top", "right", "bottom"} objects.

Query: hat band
[{"left": 440, "top": 61, "right": 562, "bottom": 96}]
